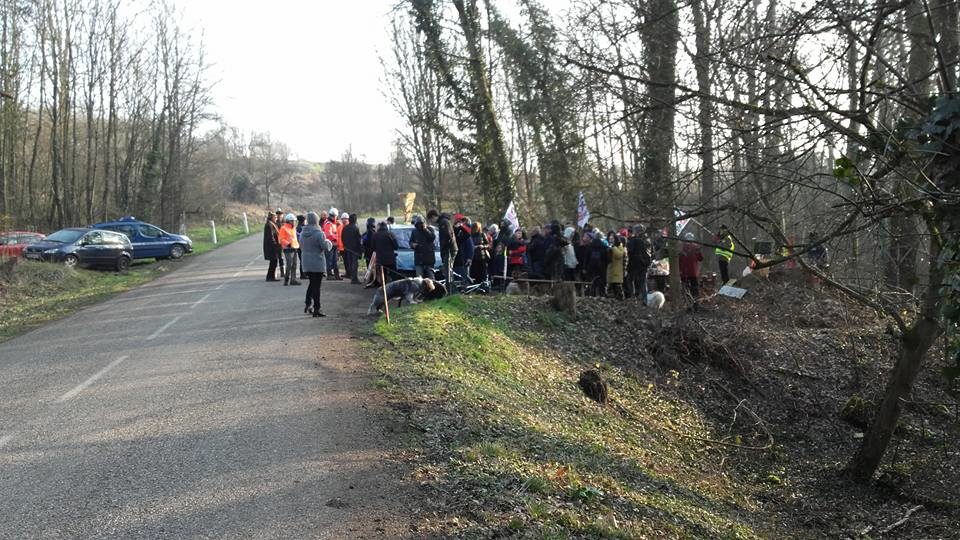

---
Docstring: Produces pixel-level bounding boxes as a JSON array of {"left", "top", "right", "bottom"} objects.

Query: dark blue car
[
  {"left": 93, "top": 216, "right": 193, "bottom": 260},
  {"left": 22, "top": 228, "right": 134, "bottom": 271},
  {"left": 390, "top": 224, "right": 441, "bottom": 274}
]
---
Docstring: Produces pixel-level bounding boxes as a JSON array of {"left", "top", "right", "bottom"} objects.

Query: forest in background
[{"left": 0, "top": 0, "right": 957, "bottom": 483}]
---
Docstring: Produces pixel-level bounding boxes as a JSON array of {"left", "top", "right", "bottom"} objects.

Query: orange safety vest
[{"left": 279, "top": 223, "right": 299, "bottom": 250}]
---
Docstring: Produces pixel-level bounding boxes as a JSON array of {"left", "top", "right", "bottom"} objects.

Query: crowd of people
[{"left": 263, "top": 206, "right": 831, "bottom": 315}]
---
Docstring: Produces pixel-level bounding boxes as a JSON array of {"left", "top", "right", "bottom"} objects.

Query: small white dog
[{"left": 645, "top": 291, "right": 666, "bottom": 309}]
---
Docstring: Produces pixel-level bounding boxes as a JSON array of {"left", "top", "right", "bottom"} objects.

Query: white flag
[
  {"left": 504, "top": 201, "right": 520, "bottom": 232},
  {"left": 674, "top": 208, "right": 691, "bottom": 236},
  {"left": 577, "top": 192, "right": 590, "bottom": 228}
]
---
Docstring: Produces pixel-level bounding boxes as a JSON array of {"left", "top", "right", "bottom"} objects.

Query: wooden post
[
  {"left": 501, "top": 246, "right": 508, "bottom": 291},
  {"left": 380, "top": 266, "right": 390, "bottom": 324}
]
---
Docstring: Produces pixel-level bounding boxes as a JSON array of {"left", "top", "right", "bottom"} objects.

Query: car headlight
[{"left": 43, "top": 249, "right": 58, "bottom": 254}]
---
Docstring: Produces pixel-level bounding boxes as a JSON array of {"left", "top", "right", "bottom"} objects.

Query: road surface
[{"left": 0, "top": 235, "right": 414, "bottom": 538}]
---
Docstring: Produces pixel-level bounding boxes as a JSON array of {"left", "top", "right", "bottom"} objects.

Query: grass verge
[
  {"left": 371, "top": 295, "right": 768, "bottom": 538},
  {"left": 0, "top": 224, "right": 254, "bottom": 343}
]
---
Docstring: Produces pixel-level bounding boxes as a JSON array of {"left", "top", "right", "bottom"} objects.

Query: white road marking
[
  {"left": 190, "top": 293, "right": 211, "bottom": 310},
  {"left": 147, "top": 315, "right": 183, "bottom": 341},
  {"left": 57, "top": 356, "right": 129, "bottom": 403},
  {"left": 0, "top": 434, "right": 14, "bottom": 448},
  {"left": 214, "top": 283, "right": 225, "bottom": 290},
  {"left": 232, "top": 270, "right": 242, "bottom": 277}
]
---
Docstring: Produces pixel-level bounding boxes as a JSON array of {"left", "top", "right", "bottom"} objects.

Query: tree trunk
[{"left": 850, "top": 314, "right": 942, "bottom": 480}]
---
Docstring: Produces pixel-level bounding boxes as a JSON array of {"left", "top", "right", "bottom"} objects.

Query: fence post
[
  {"left": 179, "top": 212, "right": 187, "bottom": 236},
  {"left": 210, "top": 220, "right": 218, "bottom": 244},
  {"left": 242, "top": 212, "right": 249, "bottom": 234}
]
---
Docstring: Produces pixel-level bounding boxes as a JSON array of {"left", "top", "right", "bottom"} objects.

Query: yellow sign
[{"left": 401, "top": 192, "right": 416, "bottom": 223}]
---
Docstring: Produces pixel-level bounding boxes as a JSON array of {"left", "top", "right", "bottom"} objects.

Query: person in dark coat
[
  {"left": 362, "top": 217, "right": 376, "bottom": 264},
  {"left": 410, "top": 215, "right": 437, "bottom": 279},
  {"left": 372, "top": 221, "right": 399, "bottom": 283},
  {"left": 586, "top": 232, "right": 608, "bottom": 296},
  {"left": 262, "top": 212, "right": 281, "bottom": 281},
  {"left": 626, "top": 225, "right": 652, "bottom": 300},
  {"left": 527, "top": 227, "right": 547, "bottom": 278},
  {"left": 427, "top": 209, "right": 458, "bottom": 282},
  {"left": 470, "top": 222, "right": 490, "bottom": 283},
  {"left": 453, "top": 220, "right": 474, "bottom": 292},
  {"left": 340, "top": 214, "right": 363, "bottom": 284}
]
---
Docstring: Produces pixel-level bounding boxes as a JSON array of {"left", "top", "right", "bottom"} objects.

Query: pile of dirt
[{"left": 500, "top": 275, "right": 960, "bottom": 537}]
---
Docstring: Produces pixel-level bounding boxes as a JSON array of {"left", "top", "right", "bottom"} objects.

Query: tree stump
[
  {"left": 551, "top": 282, "right": 577, "bottom": 320},
  {"left": 578, "top": 369, "right": 608, "bottom": 405}
]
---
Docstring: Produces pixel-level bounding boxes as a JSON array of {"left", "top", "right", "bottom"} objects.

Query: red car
[{"left": 0, "top": 231, "right": 46, "bottom": 257}]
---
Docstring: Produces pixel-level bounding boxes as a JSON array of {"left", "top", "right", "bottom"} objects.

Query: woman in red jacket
[
  {"left": 678, "top": 232, "right": 703, "bottom": 299},
  {"left": 507, "top": 229, "right": 527, "bottom": 277}
]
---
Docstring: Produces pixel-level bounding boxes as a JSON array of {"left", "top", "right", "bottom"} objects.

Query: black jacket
[
  {"left": 437, "top": 214, "right": 458, "bottom": 259},
  {"left": 373, "top": 229, "right": 399, "bottom": 266},
  {"left": 627, "top": 235, "right": 652, "bottom": 271},
  {"left": 410, "top": 224, "right": 437, "bottom": 267},
  {"left": 341, "top": 223, "right": 362, "bottom": 255},
  {"left": 262, "top": 221, "right": 280, "bottom": 260},
  {"left": 362, "top": 223, "right": 376, "bottom": 260}
]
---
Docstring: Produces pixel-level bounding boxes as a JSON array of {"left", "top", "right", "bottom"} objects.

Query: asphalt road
[{"left": 0, "top": 235, "right": 414, "bottom": 538}]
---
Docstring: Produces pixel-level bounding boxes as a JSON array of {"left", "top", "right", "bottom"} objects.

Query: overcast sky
[{"left": 181, "top": 1, "right": 404, "bottom": 164}]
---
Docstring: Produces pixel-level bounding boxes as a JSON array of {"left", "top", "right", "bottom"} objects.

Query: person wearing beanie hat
[
  {"left": 362, "top": 217, "right": 377, "bottom": 266},
  {"left": 300, "top": 211, "right": 333, "bottom": 317}
]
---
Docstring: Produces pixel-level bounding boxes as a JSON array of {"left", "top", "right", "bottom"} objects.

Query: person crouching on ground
[
  {"left": 367, "top": 277, "right": 435, "bottom": 315},
  {"left": 279, "top": 213, "right": 302, "bottom": 286},
  {"left": 300, "top": 211, "right": 332, "bottom": 317}
]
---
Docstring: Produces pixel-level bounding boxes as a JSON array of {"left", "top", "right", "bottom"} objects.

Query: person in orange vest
[
  {"left": 323, "top": 208, "right": 342, "bottom": 280},
  {"left": 278, "top": 213, "right": 302, "bottom": 286}
]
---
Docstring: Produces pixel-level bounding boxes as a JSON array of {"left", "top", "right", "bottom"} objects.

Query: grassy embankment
[
  {"left": 0, "top": 222, "right": 253, "bottom": 342},
  {"left": 372, "top": 295, "right": 769, "bottom": 538}
]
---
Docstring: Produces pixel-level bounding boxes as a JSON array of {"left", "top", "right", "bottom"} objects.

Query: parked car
[
  {"left": 93, "top": 216, "right": 192, "bottom": 260},
  {"left": 22, "top": 228, "right": 134, "bottom": 271},
  {"left": 389, "top": 224, "right": 442, "bottom": 274},
  {"left": 0, "top": 231, "right": 45, "bottom": 258}
]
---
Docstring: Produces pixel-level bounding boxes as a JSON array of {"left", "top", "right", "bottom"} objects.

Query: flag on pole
[
  {"left": 674, "top": 208, "right": 691, "bottom": 236},
  {"left": 504, "top": 201, "right": 520, "bottom": 233},
  {"left": 577, "top": 192, "right": 590, "bottom": 228}
]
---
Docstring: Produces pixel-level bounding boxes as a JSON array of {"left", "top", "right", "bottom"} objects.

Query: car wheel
[
  {"left": 116, "top": 255, "right": 131, "bottom": 272},
  {"left": 64, "top": 254, "right": 79, "bottom": 267},
  {"left": 169, "top": 244, "right": 185, "bottom": 259}
]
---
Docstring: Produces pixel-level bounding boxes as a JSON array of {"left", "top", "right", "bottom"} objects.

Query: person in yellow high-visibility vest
[{"left": 713, "top": 224, "right": 735, "bottom": 284}]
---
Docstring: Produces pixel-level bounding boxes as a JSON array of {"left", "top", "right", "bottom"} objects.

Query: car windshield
[
  {"left": 392, "top": 227, "right": 413, "bottom": 249},
  {"left": 45, "top": 229, "right": 85, "bottom": 244}
]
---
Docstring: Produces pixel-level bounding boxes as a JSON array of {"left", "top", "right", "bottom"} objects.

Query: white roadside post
[
  {"left": 242, "top": 212, "right": 249, "bottom": 234},
  {"left": 210, "top": 220, "right": 218, "bottom": 244},
  {"left": 386, "top": 204, "right": 391, "bottom": 218}
]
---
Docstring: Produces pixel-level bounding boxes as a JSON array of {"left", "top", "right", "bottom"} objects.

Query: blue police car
[{"left": 93, "top": 216, "right": 193, "bottom": 260}]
